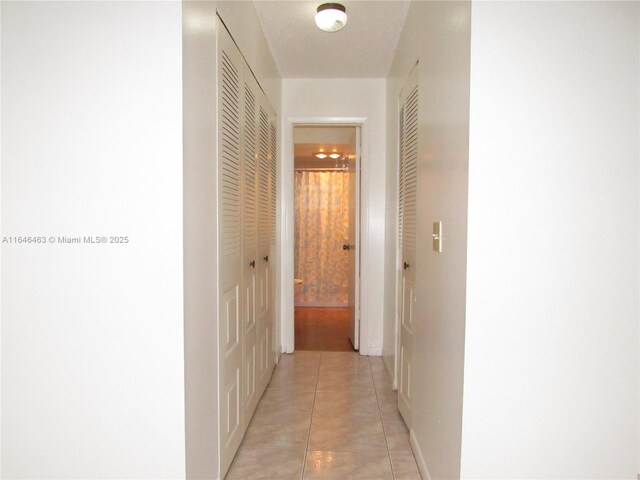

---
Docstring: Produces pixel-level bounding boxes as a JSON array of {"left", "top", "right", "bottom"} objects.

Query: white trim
[
  {"left": 410, "top": 429, "right": 431, "bottom": 480},
  {"left": 382, "top": 352, "right": 395, "bottom": 384},
  {"left": 353, "top": 125, "right": 362, "bottom": 350},
  {"left": 280, "top": 116, "right": 370, "bottom": 355},
  {"left": 393, "top": 94, "right": 403, "bottom": 391},
  {"left": 365, "top": 346, "right": 382, "bottom": 356}
]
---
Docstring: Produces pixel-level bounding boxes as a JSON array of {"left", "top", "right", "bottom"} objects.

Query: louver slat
[
  {"left": 258, "top": 107, "right": 270, "bottom": 255},
  {"left": 221, "top": 51, "right": 241, "bottom": 257},
  {"left": 402, "top": 85, "right": 418, "bottom": 257},
  {"left": 244, "top": 85, "right": 257, "bottom": 256},
  {"left": 269, "top": 121, "right": 277, "bottom": 244}
]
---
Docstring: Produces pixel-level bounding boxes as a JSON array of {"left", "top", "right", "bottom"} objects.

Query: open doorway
[{"left": 293, "top": 126, "right": 360, "bottom": 351}]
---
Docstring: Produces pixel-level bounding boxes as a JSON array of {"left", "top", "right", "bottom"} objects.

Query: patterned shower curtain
[{"left": 294, "top": 171, "right": 350, "bottom": 307}]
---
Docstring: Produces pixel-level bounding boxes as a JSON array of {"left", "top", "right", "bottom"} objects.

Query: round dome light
[{"left": 315, "top": 3, "right": 347, "bottom": 33}]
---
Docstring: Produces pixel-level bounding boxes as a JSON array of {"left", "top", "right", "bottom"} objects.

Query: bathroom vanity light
[{"left": 315, "top": 3, "right": 347, "bottom": 33}]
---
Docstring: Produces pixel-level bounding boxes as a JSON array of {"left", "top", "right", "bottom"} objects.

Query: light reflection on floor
[{"left": 226, "top": 351, "right": 422, "bottom": 479}]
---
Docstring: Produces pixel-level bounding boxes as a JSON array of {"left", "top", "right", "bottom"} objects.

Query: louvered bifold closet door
[
  {"left": 256, "top": 97, "right": 272, "bottom": 392},
  {"left": 402, "top": 85, "right": 418, "bottom": 288},
  {"left": 268, "top": 115, "right": 277, "bottom": 371},
  {"left": 242, "top": 71, "right": 260, "bottom": 424},
  {"left": 398, "top": 104, "right": 405, "bottom": 261},
  {"left": 217, "top": 26, "right": 245, "bottom": 477},
  {"left": 398, "top": 66, "right": 418, "bottom": 427}
]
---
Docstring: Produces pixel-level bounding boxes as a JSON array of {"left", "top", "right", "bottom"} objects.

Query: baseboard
[
  {"left": 364, "top": 346, "right": 383, "bottom": 356},
  {"left": 409, "top": 429, "right": 431, "bottom": 480},
  {"left": 382, "top": 354, "right": 396, "bottom": 390}
]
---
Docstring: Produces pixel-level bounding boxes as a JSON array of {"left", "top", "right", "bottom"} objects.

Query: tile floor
[{"left": 226, "top": 351, "right": 422, "bottom": 480}]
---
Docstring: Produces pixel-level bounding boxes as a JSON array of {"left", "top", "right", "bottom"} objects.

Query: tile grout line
[
  {"left": 371, "top": 359, "right": 396, "bottom": 480},
  {"left": 300, "top": 351, "right": 322, "bottom": 480}
]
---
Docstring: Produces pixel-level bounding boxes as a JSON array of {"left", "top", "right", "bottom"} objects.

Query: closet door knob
[
  {"left": 403, "top": 262, "right": 410, "bottom": 270},
  {"left": 342, "top": 244, "right": 351, "bottom": 251},
  {"left": 263, "top": 255, "right": 269, "bottom": 262},
  {"left": 250, "top": 260, "right": 256, "bottom": 268}
]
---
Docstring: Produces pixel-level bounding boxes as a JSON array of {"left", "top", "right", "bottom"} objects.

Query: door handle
[
  {"left": 263, "top": 255, "right": 269, "bottom": 263},
  {"left": 250, "top": 260, "right": 256, "bottom": 268},
  {"left": 343, "top": 244, "right": 351, "bottom": 251},
  {"left": 403, "top": 262, "right": 410, "bottom": 270}
]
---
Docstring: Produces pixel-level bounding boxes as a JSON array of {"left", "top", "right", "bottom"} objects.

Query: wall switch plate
[{"left": 432, "top": 221, "right": 442, "bottom": 252}]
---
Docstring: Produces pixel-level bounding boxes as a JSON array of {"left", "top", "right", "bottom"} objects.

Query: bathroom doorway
[{"left": 293, "top": 126, "right": 360, "bottom": 351}]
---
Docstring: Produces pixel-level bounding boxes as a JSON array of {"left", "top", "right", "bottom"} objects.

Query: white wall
[
  {"left": 384, "top": 2, "right": 472, "bottom": 478},
  {"left": 280, "top": 78, "right": 386, "bottom": 355},
  {"left": 182, "top": 2, "right": 281, "bottom": 478},
  {"left": 461, "top": 2, "right": 640, "bottom": 478},
  {"left": 386, "top": 2, "right": 640, "bottom": 478},
  {"left": 1, "top": 2, "right": 185, "bottom": 478}
]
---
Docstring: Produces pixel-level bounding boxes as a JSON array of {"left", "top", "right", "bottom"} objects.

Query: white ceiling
[{"left": 254, "top": 1, "right": 410, "bottom": 78}]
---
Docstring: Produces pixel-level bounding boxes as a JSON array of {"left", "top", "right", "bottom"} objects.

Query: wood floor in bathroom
[{"left": 294, "top": 307, "right": 355, "bottom": 352}]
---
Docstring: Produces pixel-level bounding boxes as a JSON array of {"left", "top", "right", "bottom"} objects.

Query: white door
[
  {"left": 398, "top": 69, "right": 418, "bottom": 426},
  {"left": 347, "top": 128, "right": 360, "bottom": 350},
  {"left": 217, "top": 25, "right": 244, "bottom": 476},
  {"left": 242, "top": 72, "right": 259, "bottom": 423},
  {"left": 256, "top": 100, "right": 272, "bottom": 392}
]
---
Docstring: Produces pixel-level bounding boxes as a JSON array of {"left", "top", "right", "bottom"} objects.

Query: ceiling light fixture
[
  {"left": 314, "top": 152, "right": 344, "bottom": 159},
  {"left": 315, "top": 3, "right": 347, "bottom": 33}
]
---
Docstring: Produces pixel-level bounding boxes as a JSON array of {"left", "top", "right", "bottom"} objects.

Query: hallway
[
  {"left": 2, "top": 2, "right": 638, "bottom": 479},
  {"left": 226, "top": 352, "right": 421, "bottom": 479}
]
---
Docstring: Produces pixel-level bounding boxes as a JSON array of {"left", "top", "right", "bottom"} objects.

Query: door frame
[{"left": 280, "top": 116, "right": 369, "bottom": 355}]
